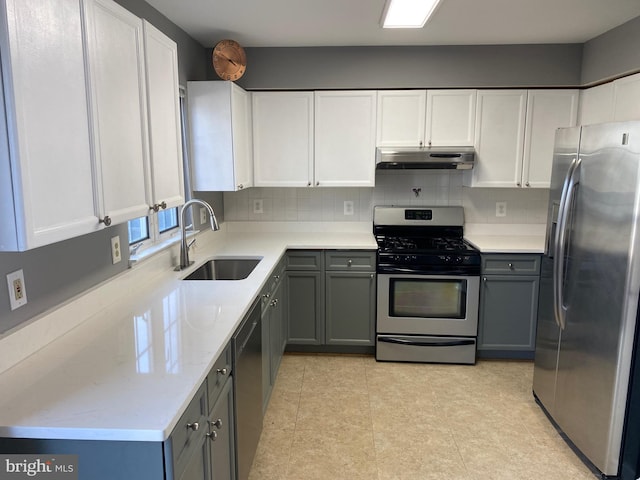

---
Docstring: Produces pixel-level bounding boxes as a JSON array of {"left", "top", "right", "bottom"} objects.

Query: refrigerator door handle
[{"left": 553, "top": 157, "right": 581, "bottom": 330}]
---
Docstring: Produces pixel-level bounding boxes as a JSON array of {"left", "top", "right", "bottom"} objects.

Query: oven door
[{"left": 377, "top": 274, "right": 479, "bottom": 336}]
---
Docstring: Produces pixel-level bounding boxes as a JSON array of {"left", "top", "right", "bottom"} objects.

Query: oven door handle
[{"left": 378, "top": 336, "right": 475, "bottom": 347}]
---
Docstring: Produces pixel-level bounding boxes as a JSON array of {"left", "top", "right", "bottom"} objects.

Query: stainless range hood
[{"left": 376, "top": 146, "right": 475, "bottom": 170}]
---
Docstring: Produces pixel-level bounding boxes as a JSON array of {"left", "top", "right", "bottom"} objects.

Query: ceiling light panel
[{"left": 381, "top": 0, "right": 442, "bottom": 28}]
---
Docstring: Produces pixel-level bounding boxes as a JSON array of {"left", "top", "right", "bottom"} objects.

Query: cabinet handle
[
  {"left": 187, "top": 422, "right": 199, "bottom": 431},
  {"left": 207, "top": 431, "right": 218, "bottom": 441},
  {"left": 216, "top": 367, "right": 228, "bottom": 376},
  {"left": 210, "top": 418, "right": 223, "bottom": 429},
  {"left": 99, "top": 216, "right": 112, "bottom": 226}
]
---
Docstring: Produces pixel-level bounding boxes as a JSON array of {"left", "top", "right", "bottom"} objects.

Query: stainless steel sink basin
[{"left": 183, "top": 258, "right": 261, "bottom": 280}]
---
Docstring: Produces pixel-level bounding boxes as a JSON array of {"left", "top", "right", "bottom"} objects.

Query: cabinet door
[
  {"left": 188, "top": 82, "right": 252, "bottom": 191},
  {"left": 252, "top": 91, "right": 314, "bottom": 187},
  {"left": 478, "top": 275, "right": 539, "bottom": 354},
  {"left": 230, "top": 84, "right": 253, "bottom": 190},
  {"left": 426, "top": 90, "right": 476, "bottom": 146},
  {"left": 325, "top": 271, "right": 375, "bottom": 346},
  {"left": 286, "top": 271, "right": 324, "bottom": 344},
  {"left": 314, "top": 91, "right": 376, "bottom": 187},
  {"left": 142, "top": 21, "right": 184, "bottom": 211},
  {"left": 613, "top": 73, "right": 640, "bottom": 122},
  {"left": 0, "top": 0, "right": 98, "bottom": 251},
  {"left": 85, "top": 0, "right": 150, "bottom": 226},
  {"left": 376, "top": 90, "right": 426, "bottom": 147},
  {"left": 209, "top": 377, "right": 235, "bottom": 480},
  {"left": 469, "top": 90, "right": 527, "bottom": 188},
  {"left": 522, "top": 90, "right": 578, "bottom": 189},
  {"left": 579, "top": 82, "right": 614, "bottom": 125}
]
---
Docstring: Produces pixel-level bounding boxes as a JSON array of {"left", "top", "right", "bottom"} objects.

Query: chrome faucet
[{"left": 176, "top": 199, "right": 220, "bottom": 271}]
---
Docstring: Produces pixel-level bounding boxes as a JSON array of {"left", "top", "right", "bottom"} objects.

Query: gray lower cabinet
[
  {"left": 261, "top": 256, "right": 287, "bottom": 411},
  {"left": 286, "top": 250, "right": 376, "bottom": 348},
  {"left": 285, "top": 251, "right": 324, "bottom": 345},
  {"left": 478, "top": 254, "right": 541, "bottom": 359}
]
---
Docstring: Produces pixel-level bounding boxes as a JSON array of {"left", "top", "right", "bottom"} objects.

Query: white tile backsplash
[{"left": 223, "top": 171, "right": 549, "bottom": 225}]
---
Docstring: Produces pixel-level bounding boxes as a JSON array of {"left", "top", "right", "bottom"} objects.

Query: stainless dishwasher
[{"left": 232, "top": 298, "right": 262, "bottom": 480}]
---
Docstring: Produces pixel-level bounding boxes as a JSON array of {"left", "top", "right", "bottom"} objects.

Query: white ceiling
[{"left": 145, "top": 0, "right": 640, "bottom": 48}]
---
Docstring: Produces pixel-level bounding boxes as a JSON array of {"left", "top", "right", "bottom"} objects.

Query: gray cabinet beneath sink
[{"left": 477, "top": 254, "right": 541, "bottom": 359}]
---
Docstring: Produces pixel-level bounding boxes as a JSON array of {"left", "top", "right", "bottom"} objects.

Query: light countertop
[
  {"left": 465, "top": 223, "right": 547, "bottom": 254},
  {"left": 0, "top": 227, "right": 376, "bottom": 443}
]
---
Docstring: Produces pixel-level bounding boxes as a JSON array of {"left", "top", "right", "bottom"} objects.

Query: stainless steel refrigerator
[{"left": 533, "top": 121, "right": 640, "bottom": 479}]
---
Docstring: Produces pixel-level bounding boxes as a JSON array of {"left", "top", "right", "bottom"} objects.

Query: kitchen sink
[{"left": 183, "top": 257, "right": 262, "bottom": 281}]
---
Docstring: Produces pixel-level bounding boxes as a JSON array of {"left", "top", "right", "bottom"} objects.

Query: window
[{"left": 128, "top": 85, "right": 191, "bottom": 251}]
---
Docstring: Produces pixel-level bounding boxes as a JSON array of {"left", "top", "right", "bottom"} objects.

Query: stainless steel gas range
[{"left": 374, "top": 206, "right": 480, "bottom": 364}]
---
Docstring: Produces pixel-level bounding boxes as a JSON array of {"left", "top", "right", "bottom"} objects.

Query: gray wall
[
  {"left": 229, "top": 44, "right": 584, "bottom": 90},
  {"left": 0, "top": 0, "right": 208, "bottom": 335},
  {"left": 581, "top": 15, "right": 640, "bottom": 85}
]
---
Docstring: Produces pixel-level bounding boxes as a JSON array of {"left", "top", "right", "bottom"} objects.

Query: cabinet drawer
[
  {"left": 263, "top": 255, "right": 286, "bottom": 298},
  {"left": 169, "top": 382, "right": 208, "bottom": 474},
  {"left": 286, "top": 250, "right": 323, "bottom": 270},
  {"left": 482, "top": 255, "right": 540, "bottom": 275},
  {"left": 207, "top": 343, "right": 232, "bottom": 408},
  {"left": 325, "top": 250, "right": 376, "bottom": 271}
]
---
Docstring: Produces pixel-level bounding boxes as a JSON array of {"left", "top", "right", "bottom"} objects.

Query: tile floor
[{"left": 248, "top": 353, "right": 598, "bottom": 480}]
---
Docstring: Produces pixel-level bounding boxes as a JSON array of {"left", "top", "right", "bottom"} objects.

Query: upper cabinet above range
[
  {"left": 188, "top": 81, "right": 253, "bottom": 192},
  {"left": 376, "top": 89, "right": 476, "bottom": 147}
]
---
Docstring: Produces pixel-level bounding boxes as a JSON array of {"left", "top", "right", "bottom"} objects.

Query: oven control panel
[{"left": 404, "top": 209, "right": 432, "bottom": 221}]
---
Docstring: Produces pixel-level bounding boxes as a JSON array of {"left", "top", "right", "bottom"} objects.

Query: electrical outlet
[
  {"left": 253, "top": 199, "right": 264, "bottom": 214},
  {"left": 344, "top": 200, "right": 354, "bottom": 216},
  {"left": 496, "top": 201, "right": 507, "bottom": 217},
  {"left": 111, "top": 235, "right": 122, "bottom": 264},
  {"left": 200, "top": 207, "right": 207, "bottom": 225},
  {"left": 6, "top": 269, "right": 27, "bottom": 310}
]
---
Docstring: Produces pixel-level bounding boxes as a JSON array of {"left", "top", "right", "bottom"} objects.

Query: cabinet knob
[
  {"left": 207, "top": 431, "right": 218, "bottom": 441},
  {"left": 159, "top": 201, "right": 167, "bottom": 209},
  {"left": 516, "top": 182, "right": 521, "bottom": 187},
  {"left": 262, "top": 293, "right": 270, "bottom": 299},
  {"left": 525, "top": 182, "right": 530, "bottom": 187},
  {"left": 187, "top": 422, "right": 199, "bottom": 431},
  {"left": 419, "top": 141, "right": 423, "bottom": 147},
  {"left": 216, "top": 367, "right": 228, "bottom": 376},
  {"left": 347, "top": 259, "right": 353, "bottom": 266},
  {"left": 99, "top": 216, "right": 112, "bottom": 226},
  {"left": 316, "top": 181, "right": 320, "bottom": 186},
  {"left": 210, "top": 418, "right": 223, "bottom": 429},
  {"left": 370, "top": 274, "right": 374, "bottom": 279},
  {"left": 308, "top": 182, "right": 311, "bottom": 187},
  {"left": 238, "top": 184, "right": 244, "bottom": 190},
  {"left": 483, "top": 277, "right": 487, "bottom": 282},
  {"left": 274, "top": 275, "right": 280, "bottom": 280}
]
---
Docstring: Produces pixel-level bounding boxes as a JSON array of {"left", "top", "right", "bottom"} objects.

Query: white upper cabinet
[
  {"left": 84, "top": 0, "right": 151, "bottom": 227},
  {"left": 142, "top": 20, "right": 184, "bottom": 212},
  {"left": 0, "top": 0, "right": 98, "bottom": 251},
  {"left": 613, "top": 72, "right": 640, "bottom": 122},
  {"left": 376, "top": 90, "right": 426, "bottom": 147},
  {"left": 522, "top": 90, "right": 578, "bottom": 188},
  {"left": 376, "top": 89, "right": 476, "bottom": 147},
  {"left": 579, "top": 82, "right": 614, "bottom": 125},
  {"left": 188, "top": 81, "right": 253, "bottom": 191},
  {"left": 315, "top": 91, "right": 377, "bottom": 187},
  {"left": 467, "top": 90, "right": 528, "bottom": 188},
  {"left": 252, "top": 92, "right": 314, "bottom": 187},
  {"left": 425, "top": 90, "right": 476, "bottom": 146}
]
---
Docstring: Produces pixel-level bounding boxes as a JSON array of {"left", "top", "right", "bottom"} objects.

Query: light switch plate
[
  {"left": 6, "top": 269, "right": 27, "bottom": 310},
  {"left": 253, "top": 199, "right": 264, "bottom": 214},
  {"left": 496, "top": 202, "right": 507, "bottom": 217},
  {"left": 111, "top": 235, "right": 122, "bottom": 264},
  {"left": 200, "top": 207, "right": 207, "bottom": 224}
]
